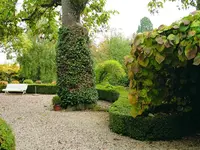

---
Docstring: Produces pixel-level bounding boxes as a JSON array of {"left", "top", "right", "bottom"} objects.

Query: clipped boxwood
[
  {"left": 23, "top": 79, "right": 33, "bottom": 84},
  {"left": 26, "top": 84, "right": 57, "bottom": 94},
  {"left": 0, "top": 118, "right": 15, "bottom": 150},
  {"left": 109, "top": 97, "right": 195, "bottom": 141},
  {"left": 96, "top": 88, "right": 119, "bottom": 102}
]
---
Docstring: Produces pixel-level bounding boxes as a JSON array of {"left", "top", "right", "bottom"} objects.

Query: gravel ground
[{"left": 0, "top": 93, "right": 200, "bottom": 150}]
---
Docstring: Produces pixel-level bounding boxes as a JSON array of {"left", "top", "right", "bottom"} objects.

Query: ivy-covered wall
[
  {"left": 56, "top": 25, "right": 98, "bottom": 108},
  {"left": 126, "top": 11, "right": 200, "bottom": 117}
]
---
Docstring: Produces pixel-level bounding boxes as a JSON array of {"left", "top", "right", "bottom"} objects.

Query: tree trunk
[
  {"left": 56, "top": 0, "right": 98, "bottom": 109},
  {"left": 197, "top": 0, "right": 200, "bottom": 10},
  {"left": 61, "top": 0, "right": 80, "bottom": 26}
]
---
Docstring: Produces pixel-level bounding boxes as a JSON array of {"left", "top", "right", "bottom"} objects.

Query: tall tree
[
  {"left": 137, "top": 17, "right": 153, "bottom": 33},
  {"left": 0, "top": 0, "right": 117, "bottom": 108}
]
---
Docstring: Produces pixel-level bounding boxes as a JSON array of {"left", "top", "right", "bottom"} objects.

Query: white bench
[{"left": 2, "top": 84, "right": 28, "bottom": 94}]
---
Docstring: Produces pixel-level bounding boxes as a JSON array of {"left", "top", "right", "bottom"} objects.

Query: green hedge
[
  {"left": 109, "top": 97, "right": 195, "bottom": 141},
  {"left": 97, "top": 88, "right": 119, "bottom": 102},
  {"left": 1, "top": 84, "right": 120, "bottom": 102},
  {"left": 27, "top": 84, "right": 119, "bottom": 102},
  {"left": 0, "top": 118, "right": 15, "bottom": 150},
  {"left": 26, "top": 84, "right": 57, "bottom": 94}
]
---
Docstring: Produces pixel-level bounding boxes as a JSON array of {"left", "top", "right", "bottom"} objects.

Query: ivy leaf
[
  {"left": 138, "top": 54, "right": 149, "bottom": 67},
  {"left": 134, "top": 34, "right": 144, "bottom": 46},
  {"left": 185, "top": 45, "right": 197, "bottom": 60},
  {"left": 167, "top": 34, "right": 180, "bottom": 44},
  {"left": 131, "top": 62, "right": 140, "bottom": 73},
  {"left": 188, "top": 30, "right": 196, "bottom": 37},
  {"left": 182, "top": 20, "right": 190, "bottom": 25},
  {"left": 155, "top": 53, "right": 165, "bottom": 64},
  {"left": 193, "top": 53, "right": 200, "bottom": 66},
  {"left": 179, "top": 23, "right": 189, "bottom": 32},
  {"left": 190, "top": 20, "right": 200, "bottom": 28}
]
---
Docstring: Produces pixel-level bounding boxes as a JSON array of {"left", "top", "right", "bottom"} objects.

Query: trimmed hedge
[
  {"left": 97, "top": 88, "right": 119, "bottom": 102},
  {"left": 26, "top": 84, "right": 57, "bottom": 94},
  {"left": 0, "top": 118, "right": 15, "bottom": 150},
  {"left": 1, "top": 83, "right": 120, "bottom": 102},
  {"left": 27, "top": 84, "right": 119, "bottom": 102},
  {"left": 109, "top": 97, "right": 195, "bottom": 141}
]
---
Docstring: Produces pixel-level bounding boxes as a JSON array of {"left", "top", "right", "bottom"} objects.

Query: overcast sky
[{"left": 0, "top": 0, "right": 195, "bottom": 64}]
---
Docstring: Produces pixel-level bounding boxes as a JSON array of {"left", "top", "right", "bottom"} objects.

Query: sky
[{"left": 0, "top": 0, "right": 196, "bottom": 64}]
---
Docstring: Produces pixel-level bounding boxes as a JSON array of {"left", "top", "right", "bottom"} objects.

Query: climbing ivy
[
  {"left": 56, "top": 25, "right": 98, "bottom": 108},
  {"left": 126, "top": 11, "right": 200, "bottom": 118}
]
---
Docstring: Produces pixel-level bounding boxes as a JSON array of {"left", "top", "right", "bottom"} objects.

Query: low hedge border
[
  {"left": 0, "top": 118, "right": 15, "bottom": 150},
  {"left": 109, "top": 97, "right": 195, "bottom": 141},
  {"left": 26, "top": 84, "right": 57, "bottom": 94},
  {"left": 1, "top": 84, "right": 120, "bottom": 102}
]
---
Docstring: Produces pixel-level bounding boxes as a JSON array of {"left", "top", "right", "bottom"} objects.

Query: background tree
[{"left": 137, "top": 17, "right": 153, "bottom": 33}]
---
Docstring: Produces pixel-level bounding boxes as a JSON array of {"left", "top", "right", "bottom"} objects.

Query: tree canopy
[
  {"left": 0, "top": 0, "right": 117, "bottom": 42},
  {"left": 137, "top": 17, "right": 153, "bottom": 33}
]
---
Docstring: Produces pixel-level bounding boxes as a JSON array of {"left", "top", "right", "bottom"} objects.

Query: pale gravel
[{"left": 0, "top": 93, "right": 200, "bottom": 150}]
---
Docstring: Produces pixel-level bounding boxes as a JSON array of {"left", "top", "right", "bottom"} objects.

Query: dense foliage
[
  {"left": 137, "top": 17, "right": 153, "bottom": 33},
  {"left": 17, "top": 35, "right": 57, "bottom": 83},
  {"left": 0, "top": 118, "right": 15, "bottom": 150},
  {"left": 109, "top": 87, "right": 197, "bottom": 140},
  {"left": 91, "top": 33, "right": 131, "bottom": 66},
  {"left": 95, "top": 60, "right": 126, "bottom": 85},
  {"left": 0, "top": 64, "right": 19, "bottom": 82},
  {"left": 0, "top": 0, "right": 117, "bottom": 42},
  {"left": 126, "top": 11, "right": 200, "bottom": 118},
  {"left": 56, "top": 26, "right": 98, "bottom": 108}
]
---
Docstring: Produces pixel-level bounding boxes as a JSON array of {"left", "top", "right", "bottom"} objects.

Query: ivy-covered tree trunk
[
  {"left": 56, "top": 0, "right": 98, "bottom": 108},
  {"left": 197, "top": 0, "right": 200, "bottom": 10}
]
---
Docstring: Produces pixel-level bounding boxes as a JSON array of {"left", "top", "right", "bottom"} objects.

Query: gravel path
[{"left": 0, "top": 93, "right": 200, "bottom": 150}]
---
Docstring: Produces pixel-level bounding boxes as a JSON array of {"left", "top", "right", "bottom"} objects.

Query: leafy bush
[
  {"left": 51, "top": 81, "right": 56, "bottom": 85},
  {"left": 52, "top": 95, "right": 61, "bottom": 105},
  {"left": 26, "top": 84, "right": 57, "bottom": 94},
  {"left": 109, "top": 94, "right": 195, "bottom": 141},
  {"left": 95, "top": 60, "right": 126, "bottom": 85},
  {"left": 0, "top": 118, "right": 15, "bottom": 150},
  {"left": 23, "top": 79, "right": 33, "bottom": 84},
  {"left": 56, "top": 26, "right": 98, "bottom": 108},
  {"left": 35, "top": 80, "right": 42, "bottom": 84},
  {"left": 126, "top": 11, "right": 200, "bottom": 117},
  {"left": 11, "top": 80, "right": 19, "bottom": 84},
  {"left": 0, "top": 81, "right": 8, "bottom": 86},
  {"left": 0, "top": 64, "right": 19, "bottom": 82}
]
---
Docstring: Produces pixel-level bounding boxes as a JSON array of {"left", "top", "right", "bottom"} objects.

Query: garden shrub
[
  {"left": 52, "top": 95, "right": 61, "bottom": 105},
  {"left": 35, "top": 80, "right": 42, "bottom": 84},
  {"left": 0, "top": 118, "right": 15, "bottom": 150},
  {"left": 11, "top": 80, "right": 19, "bottom": 84},
  {"left": 56, "top": 26, "right": 98, "bottom": 108},
  {"left": 95, "top": 60, "right": 126, "bottom": 85},
  {"left": 0, "top": 81, "right": 8, "bottom": 86},
  {"left": 126, "top": 11, "right": 200, "bottom": 117},
  {"left": 0, "top": 64, "right": 19, "bottom": 82},
  {"left": 109, "top": 96, "right": 195, "bottom": 141},
  {"left": 96, "top": 84, "right": 120, "bottom": 102},
  {"left": 23, "top": 79, "right": 33, "bottom": 84}
]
